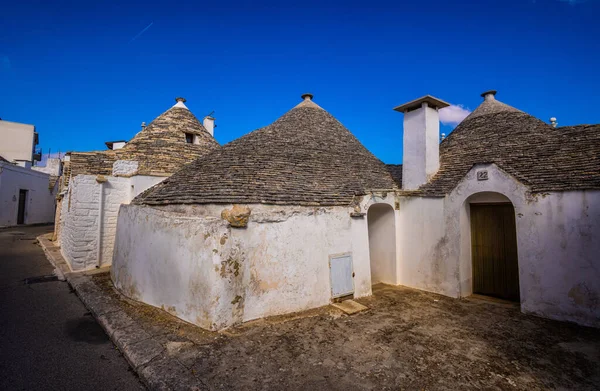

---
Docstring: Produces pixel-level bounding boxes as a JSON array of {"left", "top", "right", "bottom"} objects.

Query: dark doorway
[
  {"left": 17, "top": 190, "right": 27, "bottom": 225},
  {"left": 470, "top": 203, "right": 520, "bottom": 301}
]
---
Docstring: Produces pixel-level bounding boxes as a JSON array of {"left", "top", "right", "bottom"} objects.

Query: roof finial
[
  {"left": 550, "top": 117, "right": 558, "bottom": 128},
  {"left": 173, "top": 97, "right": 189, "bottom": 109},
  {"left": 301, "top": 93, "right": 313, "bottom": 101},
  {"left": 480, "top": 90, "right": 497, "bottom": 101}
]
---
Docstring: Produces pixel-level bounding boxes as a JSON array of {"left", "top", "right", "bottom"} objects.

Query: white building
[
  {"left": 57, "top": 98, "right": 219, "bottom": 271},
  {"left": 112, "top": 92, "right": 599, "bottom": 330},
  {"left": 0, "top": 119, "right": 41, "bottom": 167},
  {"left": 0, "top": 120, "right": 57, "bottom": 227}
]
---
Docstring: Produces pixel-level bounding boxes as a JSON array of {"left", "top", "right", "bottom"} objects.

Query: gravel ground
[{"left": 92, "top": 272, "right": 600, "bottom": 391}]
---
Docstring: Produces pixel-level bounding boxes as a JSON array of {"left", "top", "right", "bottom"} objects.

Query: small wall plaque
[{"left": 477, "top": 170, "right": 488, "bottom": 181}]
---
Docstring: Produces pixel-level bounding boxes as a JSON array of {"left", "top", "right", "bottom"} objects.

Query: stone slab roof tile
[
  {"left": 67, "top": 100, "right": 219, "bottom": 179},
  {"left": 415, "top": 95, "right": 600, "bottom": 196},
  {"left": 137, "top": 96, "right": 398, "bottom": 206},
  {"left": 386, "top": 164, "right": 403, "bottom": 188}
]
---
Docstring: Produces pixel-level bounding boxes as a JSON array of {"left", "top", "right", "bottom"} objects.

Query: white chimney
[
  {"left": 394, "top": 95, "right": 450, "bottom": 190},
  {"left": 203, "top": 116, "right": 215, "bottom": 137}
]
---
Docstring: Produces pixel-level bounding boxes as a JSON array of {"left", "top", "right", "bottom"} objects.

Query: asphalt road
[{"left": 0, "top": 225, "right": 145, "bottom": 390}]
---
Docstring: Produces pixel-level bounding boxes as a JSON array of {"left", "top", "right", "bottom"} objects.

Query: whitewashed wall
[
  {"left": 0, "top": 162, "right": 56, "bottom": 227},
  {"left": 397, "top": 163, "right": 600, "bottom": 327},
  {"left": 59, "top": 174, "right": 165, "bottom": 271},
  {"left": 112, "top": 203, "right": 372, "bottom": 330},
  {"left": 32, "top": 158, "right": 61, "bottom": 176},
  {"left": 367, "top": 203, "right": 397, "bottom": 285}
]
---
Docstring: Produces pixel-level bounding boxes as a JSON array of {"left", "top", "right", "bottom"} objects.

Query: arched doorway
[
  {"left": 367, "top": 203, "right": 397, "bottom": 285},
  {"left": 468, "top": 192, "right": 520, "bottom": 301}
]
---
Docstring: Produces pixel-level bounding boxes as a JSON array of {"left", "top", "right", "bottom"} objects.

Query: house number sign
[{"left": 477, "top": 170, "right": 488, "bottom": 181}]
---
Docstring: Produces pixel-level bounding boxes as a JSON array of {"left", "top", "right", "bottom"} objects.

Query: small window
[{"left": 185, "top": 133, "right": 194, "bottom": 143}]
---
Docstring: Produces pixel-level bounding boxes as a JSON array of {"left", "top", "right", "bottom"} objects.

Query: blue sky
[{"left": 1, "top": 0, "right": 599, "bottom": 165}]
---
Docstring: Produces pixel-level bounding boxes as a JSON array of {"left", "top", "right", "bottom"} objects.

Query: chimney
[
  {"left": 394, "top": 95, "right": 450, "bottom": 190},
  {"left": 203, "top": 115, "right": 215, "bottom": 137},
  {"left": 141, "top": 121, "right": 146, "bottom": 130},
  {"left": 550, "top": 117, "right": 558, "bottom": 128}
]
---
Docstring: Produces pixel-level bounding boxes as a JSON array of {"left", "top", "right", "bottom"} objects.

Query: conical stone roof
[
  {"left": 137, "top": 94, "right": 398, "bottom": 206},
  {"left": 417, "top": 91, "right": 600, "bottom": 195},
  {"left": 69, "top": 98, "right": 219, "bottom": 177},
  {"left": 117, "top": 98, "right": 219, "bottom": 175}
]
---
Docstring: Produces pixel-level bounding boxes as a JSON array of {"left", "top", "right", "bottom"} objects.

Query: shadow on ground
[{"left": 93, "top": 273, "right": 600, "bottom": 391}]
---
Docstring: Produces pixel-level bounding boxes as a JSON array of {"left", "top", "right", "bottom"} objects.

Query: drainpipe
[{"left": 96, "top": 175, "right": 108, "bottom": 268}]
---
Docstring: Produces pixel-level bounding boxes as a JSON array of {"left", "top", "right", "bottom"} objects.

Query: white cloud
[{"left": 439, "top": 104, "right": 471, "bottom": 126}]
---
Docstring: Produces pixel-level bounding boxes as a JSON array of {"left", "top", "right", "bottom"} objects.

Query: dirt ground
[{"left": 92, "top": 273, "right": 600, "bottom": 390}]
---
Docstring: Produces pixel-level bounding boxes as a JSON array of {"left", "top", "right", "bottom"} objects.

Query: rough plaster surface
[
  {"left": 367, "top": 203, "right": 397, "bottom": 285},
  {"left": 0, "top": 162, "right": 56, "bottom": 226},
  {"left": 32, "top": 158, "right": 61, "bottom": 176},
  {"left": 59, "top": 174, "right": 165, "bottom": 271},
  {"left": 112, "top": 160, "right": 139, "bottom": 177},
  {"left": 397, "top": 163, "right": 600, "bottom": 327},
  {"left": 402, "top": 105, "right": 440, "bottom": 189},
  {"left": 112, "top": 203, "right": 373, "bottom": 330}
]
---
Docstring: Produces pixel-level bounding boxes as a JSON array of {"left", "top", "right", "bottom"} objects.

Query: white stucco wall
[
  {"left": 59, "top": 174, "right": 166, "bottom": 271},
  {"left": 402, "top": 105, "right": 440, "bottom": 190},
  {"left": 367, "top": 203, "right": 397, "bottom": 285},
  {"left": 395, "top": 196, "right": 448, "bottom": 294},
  {"left": 32, "top": 158, "right": 62, "bottom": 176},
  {"left": 397, "top": 163, "right": 600, "bottom": 327},
  {"left": 130, "top": 176, "right": 165, "bottom": 200},
  {"left": 0, "top": 162, "right": 56, "bottom": 227},
  {"left": 517, "top": 190, "right": 599, "bottom": 326},
  {"left": 112, "top": 203, "right": 372, "bottom": 330}
]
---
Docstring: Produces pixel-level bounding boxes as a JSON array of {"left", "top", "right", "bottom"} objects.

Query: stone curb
[{"left": 37, "top": 234, "right": 206, "bottom": 390}]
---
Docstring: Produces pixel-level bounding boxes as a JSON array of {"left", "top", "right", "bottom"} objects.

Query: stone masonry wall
[{"left": 60, "top": 175, "right": 130, "bottom": 271}]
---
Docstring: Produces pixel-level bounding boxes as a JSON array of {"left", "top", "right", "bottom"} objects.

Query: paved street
[{"left": 0, "top": 225, "right": 144, "bottom": 390}]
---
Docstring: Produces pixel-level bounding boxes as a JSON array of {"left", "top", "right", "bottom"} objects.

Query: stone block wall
[{"left": 60, "top": 175, "right": 130, "bottom": 270}]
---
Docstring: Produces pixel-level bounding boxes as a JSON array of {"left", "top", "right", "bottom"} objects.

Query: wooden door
[
  {"left": 470, "top": 203, "right": 520, "bottom": 301},
  {"left": 17, "top": 190, "right": 27, "bottom": 225}
]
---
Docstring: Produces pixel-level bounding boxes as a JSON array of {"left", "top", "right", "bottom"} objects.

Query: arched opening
[
  {"left": 467, "top": 192, "right": 520, "bottom": 301},
  {"left": 367, "top": 203, "right": 397, "bottom": 285}
]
